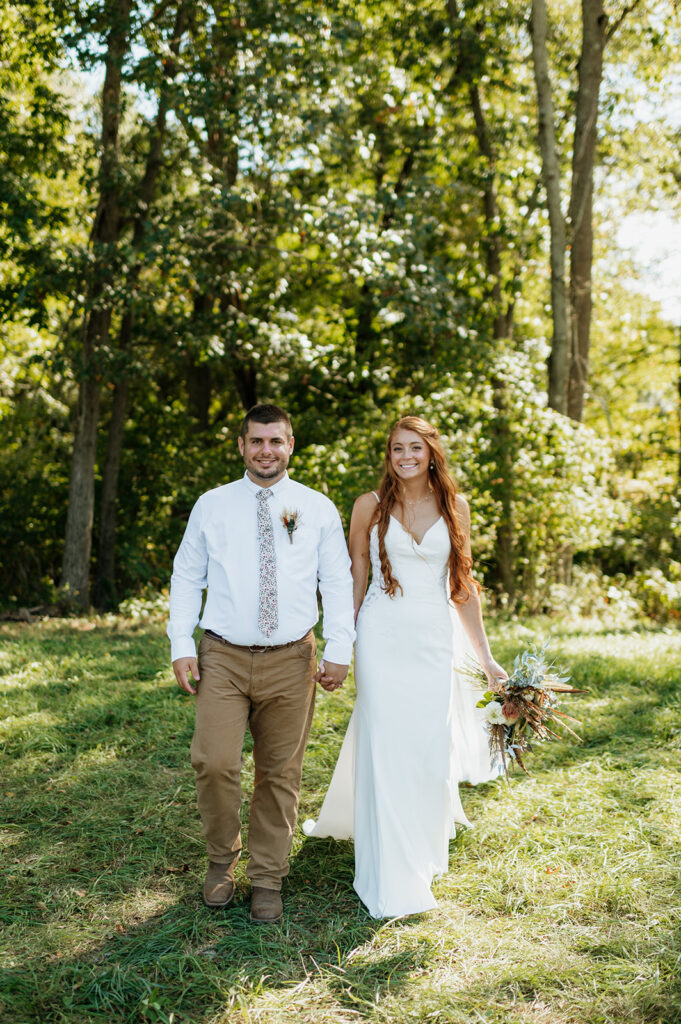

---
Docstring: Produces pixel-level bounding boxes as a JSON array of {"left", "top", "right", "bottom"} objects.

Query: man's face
[{"left": 238, "top": 420, "right": 294, "bottom": 485}]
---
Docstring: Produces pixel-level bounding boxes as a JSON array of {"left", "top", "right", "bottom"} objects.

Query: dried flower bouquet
[{"left": 462, "top": 641, "right": 585, "bottom": 777}]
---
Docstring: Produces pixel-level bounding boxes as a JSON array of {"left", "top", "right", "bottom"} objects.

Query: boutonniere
[{"left": 281, "top": 509, "right": 301, "bottom": 543}]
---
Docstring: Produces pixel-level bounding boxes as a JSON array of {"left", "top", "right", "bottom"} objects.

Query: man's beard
[{"left": 248, "top": 457, "right": 288, "bottom": 481}]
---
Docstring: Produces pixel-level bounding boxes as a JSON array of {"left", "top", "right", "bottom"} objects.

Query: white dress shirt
[{"left": 167, "top": 472, "right": 355, "bottom": 664}]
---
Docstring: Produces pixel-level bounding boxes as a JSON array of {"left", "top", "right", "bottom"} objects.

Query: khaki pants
[{"left": 191, "top": 630, "right": 317, "bottom": 890}]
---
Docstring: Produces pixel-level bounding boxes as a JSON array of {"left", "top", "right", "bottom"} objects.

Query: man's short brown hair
[{"left": 240, "top": 404, "right": 292, "bottom": 440}]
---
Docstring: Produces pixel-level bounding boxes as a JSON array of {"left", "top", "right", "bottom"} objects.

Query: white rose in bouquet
[{"left": 484, "top": 701, "right": 507, "bottom": 725}]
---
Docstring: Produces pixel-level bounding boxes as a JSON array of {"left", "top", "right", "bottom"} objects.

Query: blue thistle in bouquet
[{"left": 462, "top": 640, "right": 584, "bottom": 777}]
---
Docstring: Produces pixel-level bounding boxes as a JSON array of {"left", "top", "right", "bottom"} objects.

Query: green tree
[
  {"left": 60, "top": 0, "right": 134, "bottom": 607},
  {"left": 529, "top": 0, "right": 681, "bottom": 421}
]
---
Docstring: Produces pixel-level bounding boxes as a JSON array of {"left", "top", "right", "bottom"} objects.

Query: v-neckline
[{"left": 390, "top": 513, "right": 443, "bottom": 547}]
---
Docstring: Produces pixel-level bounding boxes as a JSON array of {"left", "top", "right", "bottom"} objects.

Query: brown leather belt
[{"left": 204, "top": 629, "right": 311, "bottom": 654}]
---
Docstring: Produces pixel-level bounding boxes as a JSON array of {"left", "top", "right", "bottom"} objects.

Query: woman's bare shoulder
[
  {"left": 351, "top": 491, "right": 380, "bottom": 527},
  {"left": 354, "top": 490, "right": 380, "bottom": 508}
]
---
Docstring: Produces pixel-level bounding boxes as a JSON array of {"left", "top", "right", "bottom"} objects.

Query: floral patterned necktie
[{"left": 256, "top": 488, "right": 278, "bottom": 637}]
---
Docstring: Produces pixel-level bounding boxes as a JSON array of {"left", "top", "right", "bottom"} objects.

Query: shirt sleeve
[
  {"left": 167, "top": 498, "right": 207, "bottom": 661},
  {"left": 316, "top": 502, "right": 355, "bottom": 665}
]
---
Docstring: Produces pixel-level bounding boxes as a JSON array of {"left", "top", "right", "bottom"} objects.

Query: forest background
[{"left": 1, "top": 0, "right": 680, "bottom": 619}]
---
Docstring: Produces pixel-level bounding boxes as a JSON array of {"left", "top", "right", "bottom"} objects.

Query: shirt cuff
[
  {"left": 170, "top": 636, "right": 198, "bottom": 662},
  {"left": 321, "top": 641, "right": 353, "bottom": 666}
]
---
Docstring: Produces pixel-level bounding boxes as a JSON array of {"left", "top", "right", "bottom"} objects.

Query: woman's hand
[{"left": 480, "top": 657, "right": 508, "bottom": 690}]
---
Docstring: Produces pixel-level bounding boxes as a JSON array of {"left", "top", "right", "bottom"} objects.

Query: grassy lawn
[{"left": 1, "top": 613, "right": 680, "bottom": 1024}]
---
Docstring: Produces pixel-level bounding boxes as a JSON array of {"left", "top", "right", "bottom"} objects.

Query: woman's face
[{"left": 389, "top": 428, "right": 430, "bottom": 483}]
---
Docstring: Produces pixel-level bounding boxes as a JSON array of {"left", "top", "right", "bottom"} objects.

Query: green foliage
[
  {"left": 0, "top": 0, "right": 679, "bottom": 608},
  {"left": 603, "top": 484, "right": 681, "bottom": 573},
  {"left": 0, "top": 324, "right": 71, "bottom": 605},
  {"left": 0, "top": 0, "right": 76, "bottom": 326},
  {"left": 630, "top": 564, "right": 681, "bottom": 623},
  {"left": 449, "top": 348, "right": 617, "bottom": 604}
]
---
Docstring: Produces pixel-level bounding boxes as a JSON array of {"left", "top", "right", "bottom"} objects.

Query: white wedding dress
[{"left": 303, "top": 515, "right": 498, "bottom": 919}]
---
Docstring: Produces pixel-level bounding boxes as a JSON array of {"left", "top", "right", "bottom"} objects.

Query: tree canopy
[{"left": 1, "top": 0, "right": 680, "bottom": 615}]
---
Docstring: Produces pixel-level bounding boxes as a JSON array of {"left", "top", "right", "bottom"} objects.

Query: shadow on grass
[
  {"left": 0, "top": 624, "right": 380, "bottom": 1023},
  {"left": 424, "top": 920, "right": 681, "bottom": 1024},
  {"left": 1, "top": 840, "right": 384, "bottom": 1024},
  {"left": 494, "top": 642, "right": 681, "bottom": 774},
  {"left": 3, "top": 621, "right": 681, "bottom": 1023}
]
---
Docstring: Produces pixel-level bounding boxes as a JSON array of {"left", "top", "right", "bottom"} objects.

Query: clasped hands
[
  {"left": 314, "top": 660, "right": 348, "bottom": 692},
  {"left": 172, "top": 656, "right": 348, "bottom": 695}
]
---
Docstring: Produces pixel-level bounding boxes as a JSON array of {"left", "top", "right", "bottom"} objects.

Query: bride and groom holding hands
[{"left": 168, "top": 403, "right": 507, "bottom": 923}]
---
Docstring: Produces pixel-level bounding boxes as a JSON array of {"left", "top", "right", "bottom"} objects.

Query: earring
[{"left": 429, "top": 461, "right": 435, "bottom": 470}]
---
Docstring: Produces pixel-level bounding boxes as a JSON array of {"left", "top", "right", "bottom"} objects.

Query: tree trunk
[
  {"left": 467, "top": 78, "right": 517, "bottom": 602},
  {"left": 566, "top": 0, "right": 607, "bottom": 421},
  {"left": 491, "top": 377, "right": 516, "bottom": 604},
  {"left": 60, "top": 1, "right": 132, "bottom": 607},
  {"left": 93, "top": 2, "right": 188, "bottom": 608},
  {"left": 60, "top": 371, "right": 102, "bottom": 607},
  {"left": 196, "top": 12, "right": 260, "bottom": 413},
  {"left": 94, "top": 374, "right": 129, "bottom": 609},
  {"left": 567, "top": 185, "right": 593, "bottom": 421},
  {"left": 466, "top": 74, "right": 510, "bottom": 339},
  {"left": 447, "top": 0, "right": 516, "bottom": 602},
  {"left": 529, "top": 0, "right": 570, "bottom": 416},
  {"left": 187, "top": 358, "right": 212, "bottom": 431}
]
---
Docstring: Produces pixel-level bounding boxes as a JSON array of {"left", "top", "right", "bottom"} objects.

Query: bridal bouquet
[{"left": 463, "top": 641, "right": 584, "bottom": 777}]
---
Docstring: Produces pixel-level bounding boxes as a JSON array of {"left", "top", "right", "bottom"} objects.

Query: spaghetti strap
[{"left": 371, "top": 491, "right": 380, "bottom": 502}]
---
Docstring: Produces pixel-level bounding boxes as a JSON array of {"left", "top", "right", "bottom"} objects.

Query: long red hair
[{"left": 373, "top": 416, "right": 479, "bottom": 604}]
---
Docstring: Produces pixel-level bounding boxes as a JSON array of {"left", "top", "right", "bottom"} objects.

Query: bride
[{"left": 304, "top": 416, "right": 507, "bottom": 919}]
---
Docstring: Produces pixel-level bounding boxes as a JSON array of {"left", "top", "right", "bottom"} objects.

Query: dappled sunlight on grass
[{"left": 1, "top": 617, "right": 680, "bottom": 1022}]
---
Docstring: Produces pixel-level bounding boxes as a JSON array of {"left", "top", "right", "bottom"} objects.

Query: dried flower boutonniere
[{"left": 281, "top": 509, "right": 301, "bottom": 543}]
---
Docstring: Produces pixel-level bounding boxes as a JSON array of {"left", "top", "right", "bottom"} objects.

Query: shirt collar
[{"left": 242, "top": 470, "right": 292, "bottom": 499}]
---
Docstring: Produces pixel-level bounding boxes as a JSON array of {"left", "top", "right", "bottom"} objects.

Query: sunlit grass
[{"left": 1, "top": 614, "right": 680, "bottom": 1023}]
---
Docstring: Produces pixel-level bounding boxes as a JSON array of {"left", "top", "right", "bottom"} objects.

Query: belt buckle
[{"left": 248, "top": 644, "right": 268, "bottom": 653}]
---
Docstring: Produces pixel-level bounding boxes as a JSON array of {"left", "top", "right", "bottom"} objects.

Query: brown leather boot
[
  {"left": 203, "top": 860, "right": 236, "bottom": 908},
  {"left": 250, "top": 886, "right": 283, "bottom": 923}
]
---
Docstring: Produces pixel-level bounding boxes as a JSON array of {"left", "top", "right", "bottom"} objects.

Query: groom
[{"left": 168, "top": 403, "right": 354, "bottom": 922}]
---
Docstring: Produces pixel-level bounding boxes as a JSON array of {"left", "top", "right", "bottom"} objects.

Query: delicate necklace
[{"left": 403, "top": 491, "right": 433, "bottom": 508}]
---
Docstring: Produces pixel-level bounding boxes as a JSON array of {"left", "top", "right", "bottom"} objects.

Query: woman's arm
[
  {"left": 454, "top": 494, "right": 508, "bottom": 684},
  {"left": 348, "top": 492, "right": 378, "bottom": 621}
]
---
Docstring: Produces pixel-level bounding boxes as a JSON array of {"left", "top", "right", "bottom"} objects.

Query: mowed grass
[{"left": 1, "top": 614, "right": 680, "bottom": 1024}]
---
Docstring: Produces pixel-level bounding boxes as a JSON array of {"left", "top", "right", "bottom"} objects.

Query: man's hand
[
  {"left": 314, "top": 660, "right": 348, "bottom": 692},
  {"left": 173, "top": 657, "right": 200, "bottom": 695}
]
